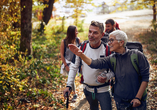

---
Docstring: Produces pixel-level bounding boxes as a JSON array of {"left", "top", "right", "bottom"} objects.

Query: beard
[
  {"left": 107, "top": 27, "right": 114, "bottom": 33},
  {"left": 88, "top": 36, "right": 100, "bottom": 45}
]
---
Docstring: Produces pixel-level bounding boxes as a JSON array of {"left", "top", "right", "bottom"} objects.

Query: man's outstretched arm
[{"left": 68, "top": 44, "right": 92, "bottom": 65}]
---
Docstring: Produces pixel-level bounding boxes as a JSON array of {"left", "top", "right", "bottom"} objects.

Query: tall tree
[
  {"left": 39, "top": 0, "right": 55, "bottom": 32},
  {"left": 152, "top": 0, "right": 156, "bottom": 21},
  {"left": 20, "top": 0, "right": 32, "bottom": 55}
]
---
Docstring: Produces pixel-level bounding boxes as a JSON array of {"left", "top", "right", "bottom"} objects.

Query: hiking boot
[{"left": 71, "top": 94, "right": 77, "bottom": 102}]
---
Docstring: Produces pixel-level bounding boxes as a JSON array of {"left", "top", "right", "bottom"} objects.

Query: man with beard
[
  {"left": 63, "top": 21, "right": 114, "bottom": 110},
  {"left": 101, "top": 19, "right": 120, "bottom": 43}
]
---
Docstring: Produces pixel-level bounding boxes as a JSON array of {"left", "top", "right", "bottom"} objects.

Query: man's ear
[{"left": 113, "top": 24, "right": 116, "bottom": 29}]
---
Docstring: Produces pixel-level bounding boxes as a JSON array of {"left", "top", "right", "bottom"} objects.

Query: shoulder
[
  {"left": 76, "top": 37, "right": 80, "bottom": 42},
  {"left": 61, "top": 39, "right": 65, "bottom": 44},
  {"left": 79, "top": 40, "right": 89, "bottom": 46}
]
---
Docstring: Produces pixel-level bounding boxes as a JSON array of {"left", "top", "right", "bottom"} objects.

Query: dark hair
[
  {"left": 105, "top": 19, "right": 115, "bottom": 26},
  {"left": 65, "top": 25, "right": 76, "bottom": 46},
  {"left": 90, "top": 21, "right": 104, "bottom": 33}
]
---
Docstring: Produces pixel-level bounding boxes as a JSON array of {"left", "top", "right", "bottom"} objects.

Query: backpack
[
  {"left": 78, "top": 40, "right": 111, "bottom": 84},
  {"left": 110, "top": 42, "right": 147, "bottom": 101}
]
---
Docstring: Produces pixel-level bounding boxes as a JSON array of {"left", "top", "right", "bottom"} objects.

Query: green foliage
[
  {"left": 76, "top": 19, "right": 85, "bottom": 32},
  {"left": 138, "top": 21, "right": 157, "bottom": 65},
  {"left": 0, "top": 0, "right": 89, "bottom": 108},
  {"left": 0, "top": 11, "right": 66, "bottom": 110},
  {"left": 66, "top": 0, "right": 91, "bottom": 26}
]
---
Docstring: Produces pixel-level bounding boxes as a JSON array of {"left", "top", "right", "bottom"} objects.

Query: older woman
[{"left": 68, "top": 30, "right": 149, "bottom": 110}]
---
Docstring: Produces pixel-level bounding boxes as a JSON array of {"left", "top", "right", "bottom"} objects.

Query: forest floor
[{"left": 61, "top": 18, "right": 157, "bottom": 110}]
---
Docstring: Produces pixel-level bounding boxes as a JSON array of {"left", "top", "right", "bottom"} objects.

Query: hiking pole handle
[
  {"left": 125, "top": 102, "right": 133, "bottom": 110},
  {"left": 65, "top": 92, "right": 69, "bottom": 109}
]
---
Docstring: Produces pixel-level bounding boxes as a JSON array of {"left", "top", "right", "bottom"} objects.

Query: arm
[
  {"left": 68, "top": 44, "right": 92, "bottom": 65},
  {"left": 60, "top": 40, "right": 69, "bottom": 71},
  {"left": 131, "top": 81, "right": 148, "bottom": 107},
  {"left": 131, "top": 51, "right": 149, "bottom": 107},
  {"left": 63, "top": 55, "right": 81, "bottom": 96}
]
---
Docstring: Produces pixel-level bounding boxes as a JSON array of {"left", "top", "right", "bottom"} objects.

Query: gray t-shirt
[{"left": 64, "top": 38, "right": 80, "bottom": 61}]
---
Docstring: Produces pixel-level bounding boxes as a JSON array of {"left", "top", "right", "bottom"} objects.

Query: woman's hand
[
  {"left": 131, "top": 98, "right": 141, "bottom": 107},
  {"left": 65, "top": 65, "right": 69, "bottom": 72}
]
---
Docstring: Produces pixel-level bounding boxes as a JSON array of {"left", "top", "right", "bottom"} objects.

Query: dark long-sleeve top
[{"left": 89, "top": 49, "right": 150, "bottom": 101}]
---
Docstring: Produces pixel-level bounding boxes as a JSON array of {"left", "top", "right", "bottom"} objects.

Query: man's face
[
  {"left": 88, "top": 25, "right": 104, "bottom": 47},
  {"left": 105, "top": 23, "right": 114, "bottom": 33}
]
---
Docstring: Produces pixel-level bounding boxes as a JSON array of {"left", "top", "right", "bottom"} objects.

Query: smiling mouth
[{"left": 89, "top": 38, "right": 94, "bottom": 41}]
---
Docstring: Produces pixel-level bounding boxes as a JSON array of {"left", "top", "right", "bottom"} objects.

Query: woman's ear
[{"left": 120, "top": 40, "right": 125, "bottom": 47}]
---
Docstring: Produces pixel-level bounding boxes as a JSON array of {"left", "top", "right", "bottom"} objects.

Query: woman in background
[{"left": 60, "top": 25, "right": 81, "bottom": 102}]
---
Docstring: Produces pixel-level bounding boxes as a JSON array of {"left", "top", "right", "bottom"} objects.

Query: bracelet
[{"left": 134, "top": 97, "right": 141, "bottom": 102}]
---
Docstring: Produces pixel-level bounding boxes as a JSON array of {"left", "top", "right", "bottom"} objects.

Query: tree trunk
[
  {"left": 153, "top": 1, "right": 156, "bottom": 22},
  {"left": 39, "top": 0, "right": 54, "bottom": 32},
  {"left": 20, "top": 0, "right": 32, "bottom": 56}
]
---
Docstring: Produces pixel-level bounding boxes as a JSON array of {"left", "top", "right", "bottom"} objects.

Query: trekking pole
[
  {"left": 125, "top": 102, "right": 133, "bottom": 110},
  {"left": 65, "top": 92, "right": 69, "bottom": 109}
]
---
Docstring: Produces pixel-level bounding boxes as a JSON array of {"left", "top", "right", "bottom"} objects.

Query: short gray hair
[
  {"left": 109, "top": 30, "right": 128, "bottom": 47},
  {"left": 90, "top": 21, "right": 104, "bottom": 33}
]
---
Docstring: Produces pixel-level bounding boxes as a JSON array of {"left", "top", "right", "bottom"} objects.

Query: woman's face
[
  {"left": 75, "top": 28, "right": 78, "bottom": 37},
  {"left": 108, "top": 35, "right": 121, "bottom": 52}
]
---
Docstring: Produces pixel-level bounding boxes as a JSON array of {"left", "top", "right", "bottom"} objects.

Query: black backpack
[{"left": 126, "top": 42, "right": 143, "bottom": 52}]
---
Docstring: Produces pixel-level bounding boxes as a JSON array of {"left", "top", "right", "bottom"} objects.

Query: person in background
[
  {"left": 101, "top": 19, "right": 120, "bottom": 43},
  {"left": 60, "top": 25, "right": 81, "bottom": 102},
  {"left": 63, "top": 21, "right": 114, "bottom": 110},
  {"left": 68, "top": 30, "right": 149, "bottom": 110}
]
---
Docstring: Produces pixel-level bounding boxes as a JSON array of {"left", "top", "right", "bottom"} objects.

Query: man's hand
[
  {"left": 63, "top": 87, "right": 71, "bottom": 97},
  {"left": 97, "top": 73, "right": 107, "bottom": 83},
  {"left": 68, "top": 44, "right": 82, "bottom": 57},
  {"left": 131, "top": 98, "right": 141, "bottom": 107}
]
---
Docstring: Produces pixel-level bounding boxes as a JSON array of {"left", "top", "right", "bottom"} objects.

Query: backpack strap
[
  {"left": 130, "top": 50, "right": 147, "bottom": 101},
  {"left": 110, "top": 55, "right": 116, "bottom": 72},
  {"left": 64, "top": 39, "right": 66, "bottom": 57},
  {"left": 130, "top": 51, "right": 139, "bottom": 74},
  {"left": 80, "top": 40, "right": 89, "bottom": 52},
  {"left": 76, "top": 37, "right": 80, "bottom": 46},
  {"left": 105, "top": 45, "right": 111, "bottom": 56},
  {"left": 101, "top": 41, "right": 111, "bottom": 56},
  {"left": 78, "top": 41, "right": 88, "bottom": 75}
]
